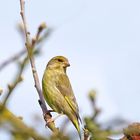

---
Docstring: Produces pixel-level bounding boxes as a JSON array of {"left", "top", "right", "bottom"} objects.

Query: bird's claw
[{"left": 45, "top": 118, "right": 55, "bottom": 127}]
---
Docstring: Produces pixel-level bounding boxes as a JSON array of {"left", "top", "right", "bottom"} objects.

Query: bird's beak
[
  {"left": 67, "top": 63, "right": 70, "bottom": 67},
  {"left": 64, "top": 62, "right": 70, "bottom": 67}
]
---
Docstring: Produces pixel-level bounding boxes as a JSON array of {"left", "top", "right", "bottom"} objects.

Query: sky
[{"left": 1, "top": 0, "right": 140, "bottom": 139}]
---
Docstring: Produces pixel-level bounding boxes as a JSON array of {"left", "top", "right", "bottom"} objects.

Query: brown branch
[
  {"left": 19, "top": 0, "right": 58, "bottom": 132},
  {"left": 83, "top": 127, "right": 90, "bottom": 140}
]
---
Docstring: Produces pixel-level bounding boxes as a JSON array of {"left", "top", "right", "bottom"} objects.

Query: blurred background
[{"left": 0, "top": 0, "right": 140, "bottom": 139}]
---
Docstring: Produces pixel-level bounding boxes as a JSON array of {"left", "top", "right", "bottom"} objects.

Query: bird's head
[{"left": 47, "top": 56, "right": 70, "bottom": 71}]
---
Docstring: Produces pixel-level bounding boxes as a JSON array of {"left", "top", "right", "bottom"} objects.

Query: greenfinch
[{"left": 42, "top": 56, "right": 81, "bottom": 138}]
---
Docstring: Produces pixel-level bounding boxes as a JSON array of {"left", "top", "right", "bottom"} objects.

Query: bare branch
[{"left": 19, "top": 0, "right": 58, "bottom": 132}]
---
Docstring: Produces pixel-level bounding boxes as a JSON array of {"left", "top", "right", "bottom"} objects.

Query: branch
[
  {"left": 83, "top": 127, "right": 90, "bottom": 140},
  {"left": 0, "top": 22, "right": 52, "bottom": 72},
  {"left": 19, "top": 0, "right": 58, "bottom": 132},
  {"left": 0, "top": 49, "right": 26, "bottom": 71},
  {"left": 88, "top": 90, "right": 101, "bottom": 120},
  {"left": 2, "top": 56, "right": 28, "bottom": 107}
]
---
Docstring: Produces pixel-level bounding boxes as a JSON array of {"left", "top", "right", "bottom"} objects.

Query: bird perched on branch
[{"left": 42, "top": 56, "right": 81, "bottom": 138}]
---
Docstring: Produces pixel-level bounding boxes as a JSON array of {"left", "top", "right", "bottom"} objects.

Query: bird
[{"left": 42, "top": 56, "right": 81, "bottom": 138}]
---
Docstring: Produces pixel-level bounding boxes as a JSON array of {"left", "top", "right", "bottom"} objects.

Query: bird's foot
[{"left": 46, "top": 118, "right": 54, "bottom": 125}]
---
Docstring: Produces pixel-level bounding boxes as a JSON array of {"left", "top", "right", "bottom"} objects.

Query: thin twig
[
  {"left": 88, "top": 90, "right": 101, "bottom": 120},
  {"left": 0, "top": 23, "right": 51, "bottom": 71},
  {"left": 38, "top": 27, "right": 53, "bottom": 43},
  {"left": 2, "top": 56, "right": 28, "bottom": 107},
  {"left": 0, "top": 49, "right": 26, "bottom": 71},
  {"left": 1, "top": 48, "right": 41, "bottom": 108},
  {"left": 19, "top": 0, "right": 58, "bottom": 132},
  {"left": 32, "top": 22, "right": 47, "bottom": 47}
]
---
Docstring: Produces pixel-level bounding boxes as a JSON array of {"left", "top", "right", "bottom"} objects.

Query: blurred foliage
[{"left": 84, "top": 90, "right": 120, "bottom": 140}]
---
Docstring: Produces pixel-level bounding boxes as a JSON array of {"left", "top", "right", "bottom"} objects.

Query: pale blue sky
[{"left": 1, "top": 0, "right": 140, "bottom": 139}]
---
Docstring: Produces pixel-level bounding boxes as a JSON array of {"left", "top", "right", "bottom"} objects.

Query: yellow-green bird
[{"left": 42, "top": 56, "right": 81, "bottom": 137}]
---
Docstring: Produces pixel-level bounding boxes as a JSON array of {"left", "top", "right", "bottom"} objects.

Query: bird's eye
[{"left": 57, "top": 59, "right": 63, "bottom": 62}]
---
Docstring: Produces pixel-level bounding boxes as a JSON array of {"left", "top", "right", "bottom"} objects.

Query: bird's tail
[{"left": 73, "top": 119, "right": 81, "bottom": 140}]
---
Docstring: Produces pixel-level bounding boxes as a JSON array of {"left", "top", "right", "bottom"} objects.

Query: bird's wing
[{"left": 56, "top": 73, "right": 81, "bottom": 121}]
